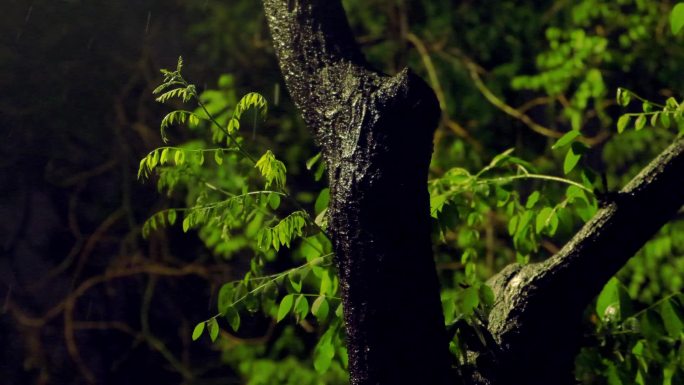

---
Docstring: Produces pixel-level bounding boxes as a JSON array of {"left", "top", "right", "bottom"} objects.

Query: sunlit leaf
[
  {"left": 617, "top": 115, "right": 630, "bottom": 134},
  {"left": 671, "top": 3, "right": 684, "bottom": 34},
  {"left": 277, "top": 294, "right": 294, "bottom": 322},
  {"left": 552, "top": 130, "right": 581, "bottom": 149},
  {"left": 191, "top": 322, "right": 205, "bottom": 341}
]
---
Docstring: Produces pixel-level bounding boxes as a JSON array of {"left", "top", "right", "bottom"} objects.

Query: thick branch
[
  {"left": 263, "top": 0, "right": 368, "bottom": 137},
  {"left": 485, "top": 137, "right": 684, "bottom": 385}
]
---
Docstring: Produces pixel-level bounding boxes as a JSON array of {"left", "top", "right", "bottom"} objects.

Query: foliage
[
  {"left": 139, "top": 57, "right": 349, "bottom": 382},
  {"left": 136, "top": 1, "right": 684, "bottom": 384}
]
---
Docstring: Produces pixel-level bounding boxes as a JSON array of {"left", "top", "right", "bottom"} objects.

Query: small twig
[
  {"left": 405, "top": 32, "right": 483, "bottom": 151},
  {"left": 440, "top": 48, "right": 610, "bottom": 146}
]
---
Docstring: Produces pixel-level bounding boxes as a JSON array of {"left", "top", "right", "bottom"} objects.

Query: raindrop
[
  {"left": 273, "top": 83, "right": 280, "bottom": 106},
  {"left": 24, "top": 5, "right": 33, "bottom": 23},
  {"left": 2, "top": 284, "right": 11, "bottom": 313},
  {"left": 145, "top": 11, "right": 151, "bottom": 34},
  {"left": 85, "top": 299, "right": 93, "bottom": 320}
]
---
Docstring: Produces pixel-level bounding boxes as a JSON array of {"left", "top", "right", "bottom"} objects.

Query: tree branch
[{"left": 485, "top": 137, "right": 684, "bottom": 385}]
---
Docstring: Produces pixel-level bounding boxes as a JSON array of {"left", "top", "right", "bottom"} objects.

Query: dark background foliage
[{"left": 1, "top": 1, "right": 682, "bottom": 384}]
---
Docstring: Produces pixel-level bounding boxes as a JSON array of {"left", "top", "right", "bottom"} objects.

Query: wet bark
[
  {"left": 261, "top": 1, "right": 684, "bottom": 385},
  {"left": 262, "top": 1, "right": 452, "bottom": 385},
  {"left": 479, "top": 137, "right": 684, "bottom": 385}
]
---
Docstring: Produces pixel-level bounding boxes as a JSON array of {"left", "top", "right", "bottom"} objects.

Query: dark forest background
[{"left": 1, "top": 1, "right": 683, "bottom": 385}]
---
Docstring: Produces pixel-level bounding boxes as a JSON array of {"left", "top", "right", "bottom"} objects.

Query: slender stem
[
  {"left": 209, "top": 252, "right": 335, "bottom": 320},
  {"left": 192, "top": 86, "right": 334, "bottom": 241},
  {"left": 623, "top": 111, "right": 677, "bottom": 117},
  {"left": 477, "top": 173, "right": 594, "bottom": 194},
  {"left": 621, "top": 291, "right": 682, "bottom": 322},
  {"left": 196, "top": 98, "right": 258, "bottom": 164},
  {"left": 619, "top": 88, "right": 666, "bottom": 108}
]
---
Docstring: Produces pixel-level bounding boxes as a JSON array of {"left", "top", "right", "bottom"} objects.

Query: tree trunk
[
  {"left": 261, "top": 1, "right": 684, "bottom": 385},
  {"left": 262, "top": 2, "right": 452, "bottom": 384}
]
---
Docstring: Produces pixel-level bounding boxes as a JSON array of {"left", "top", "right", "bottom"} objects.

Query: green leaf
[
  {"left": 233, "top": 92, "right": 268, "bottom": 122},
  {"left": 150, "top": 150, "right": 160, "bottom": 169},
  {"left": 277, "top": 294, "right": 294, "bottom": 322},
  {"left": 660, "top": 298, "right": 684, "bottom": 337},
  {"left": 314, "top": 327, "right": 336, "bottom": 373},
  {"left": 671, "top": 3, "right": 684, "bottom": 34},
  {"left": 661, "top": 112, "right": 672, "bottom": 128},
  {"left": 525, "top": 191, "right": 540, "bottom": 209},
  {"left": 306, "top": 153, "right": 322, "bottom": 170},
  {"left": 640, "top": 310, "right": 666, "bottom": 340},
  {"left": 596, "top": 278, "right": 632, "bottom": 322},
  {"left": 294, "top": 295, "right": 309, "bottom": 321},
  {"left": 604, "top": 360, "right": 624, "bottom": 385},
  {"left": 495, "top": 186, "right": 510, "bottom": 207},
  {"left": 176, "top": 56, "right": 183, "bottom": 72},
  {"left": 188, "top": 113, "right": 200, "bottom": 127},
  {"left": 480, "top": 285, "right": 495, "bottom": 307},
  {"left": 227, "top": 118, "right": 240, "bottom": 134},
  {"left": 268, "top": 193, "right": 281, "bottom": 210},
  {"left": 552, "top": 130, "right": 581, "bottom": 149},
  {"left": 315, "top": 188, "right": 330, "bottom": 215},
  {"left": 642, "top": 102, "right": 653, "bottom": 113},
  {"left": 487, "top": 148, "right": 515, "bottom": 168},
  {"left": 617, "top": 88, "right": 631, "bottom": 107},
  {"left": 597, "top": 285, "right": 620, "bottom": 322},
  {"left": 460, "top": 287, "right": 480, "bottom": 316},
  {"left": 174, "top": 149, "right": 185, "bottom": 165},
  {"left": 566, "top": 185, "right": 588, "bottom": 203},
  {"left": 563, "top": 144, "right": 583, "bottom": 174},
  {"left": 635, "top": 115, "right": 647, "bottom": 131},
  {"left": 650, "top": 112, "right": 660, "bottom": 127},
  {"left": 617, "top": 115, "right": 630, "bottom": 134},
  {"left": 338, "top": 346, "right": 348, "bottom": 369},
  {"left": 167, "top": 209, "right": 177, "bottom": 225},
  {"left": 218, "top": 283, "right": 234, "bottom": 314},
  {"left": 508, "top": 214, "right": 519, "bottom": 236},
  {"left": 666, "top": 97, "right": 679, "bottom": 111},
  {"left": 225, "top": 306, "right": 241, "bottom": 332},
  {"left": 535, "top": 207, "right": 554, "bottom": 233},
  {"left": 214, "top": 150, "right": 223, "bottom": 165},
  {"left": 208, "top": 318, "right": 219, "bottom": 342},
  {"left": 312, "top": 296, "right": 329, "bottom": 321},
  {"left": 182, "top": 216, "right": 191, "bottom": 232},
  {"left": 159, "top": 148, "right": 170, "bottom": 165},
  {"left": 289, "top": 271, "right": 303, "bottom": 293},
  {"left": 430, "top": 194, "right": 448, "bottom": 218},
  {"left": 191, "top": 322, "right": 205, "bottom": 341},
  {"left": 255, "top": 150, "right": 287, "bottom": 189}
]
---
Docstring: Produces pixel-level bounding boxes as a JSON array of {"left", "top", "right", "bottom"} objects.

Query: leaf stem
[{"left": 477, "top": 174, "right": 594, "bottom": 194}]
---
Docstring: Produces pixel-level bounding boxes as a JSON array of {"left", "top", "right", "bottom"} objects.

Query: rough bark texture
[
  {"left": 261, "top": 1, "right": 684, "bottom": 385},
  {"left": 262, "top": 1, "right": 452, "bottom": 385},
  {"left": 478, "top": 137, "right": 684, "bottom": 385}
]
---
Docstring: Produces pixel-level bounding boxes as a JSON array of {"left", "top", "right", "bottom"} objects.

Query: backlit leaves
[
  {"left": 563, "top": 142, "right": 587, "bottom": 174},
  {"left": 671, "top": 3, "right": 684, "bottom": 35},
  {"left": 277, "top": 294, "right": 294, "bottom": 322},
  {"left": 191, "top": 322, "right": 205, "bottom": 341},
  {"left": 255, "top": 150, "right": 287, "bottom": 189},
  {"left": 160, "top": 110, "right": 202, "bottom": 142},
  {"left": 552, "top": 130, "right": 581, "bottom": 149},
  {"left": 257, "top": 211, "right": 308, "bottom": 252}
]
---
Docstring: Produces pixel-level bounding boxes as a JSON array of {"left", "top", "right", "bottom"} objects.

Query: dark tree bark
[
  {"left": 261, "top": 1, "right": 684, "bottom": 385},
  {"left": 480, "top": 137, "right": 684, "bottom": 385},
  {"left": 262, "top": 2, "right": 452, "bottom": 385}
]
